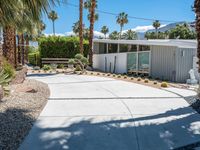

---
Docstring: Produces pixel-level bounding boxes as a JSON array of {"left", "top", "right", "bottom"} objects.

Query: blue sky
[{"left": 43, "top": 0, "right": 195, "bottom": 35}]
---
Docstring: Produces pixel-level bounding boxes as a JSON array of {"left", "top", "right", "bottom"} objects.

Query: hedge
[
  {"left": 39, "top": 36, "right": 89, "bottom": 58},
  {"left": 28, "top": 50, "right": 41, "bottom": 66}
]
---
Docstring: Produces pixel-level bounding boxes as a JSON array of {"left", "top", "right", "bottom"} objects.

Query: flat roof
[{"left": 93, "top": 39, "right": 197, "bottom": 49}]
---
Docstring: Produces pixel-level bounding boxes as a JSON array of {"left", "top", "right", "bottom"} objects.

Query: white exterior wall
[{"left": 93, "top": 53, "right": 127, "bottom": 74}]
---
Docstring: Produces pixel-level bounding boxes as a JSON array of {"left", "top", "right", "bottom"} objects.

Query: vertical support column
[
  {"left": 117, "top": 43, "right": 120, "bottom": 53},
  {"left": 106, "top": 43, "right": 108, "bottom": 54},
  {"left": 136, "top": 45, "right": 139, "bottom": 75}
]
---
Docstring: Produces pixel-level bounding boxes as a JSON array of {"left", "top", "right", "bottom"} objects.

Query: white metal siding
[
  {"left": 150, "top": 46, "right": 176, "bottom": 81},
  {"left": 175, "top": 48, "right": 197, "bottom": 83}
]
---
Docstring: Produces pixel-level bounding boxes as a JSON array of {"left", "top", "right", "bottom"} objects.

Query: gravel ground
[{"left": 0, "top": 79, "right": 50, "bottom": 150}]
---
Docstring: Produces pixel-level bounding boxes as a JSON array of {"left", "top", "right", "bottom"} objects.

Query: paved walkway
[{"left": 20, "top": 74, "right": 200, "bottom": 150}]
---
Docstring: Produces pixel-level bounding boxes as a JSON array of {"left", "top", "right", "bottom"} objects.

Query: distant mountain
[{"left": 136, "top": 21, "right": 195, "bottom": 39}]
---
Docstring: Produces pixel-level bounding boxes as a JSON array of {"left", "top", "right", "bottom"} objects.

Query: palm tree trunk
[
  {"left": 120, "top": 26, "right": 123, "bottom": 39},
  {"left": 195, "top": 0, "right": 200, "bottom": 73},
  {"left": 17, "top": 35, "right": 21, "bottom": 64},
  {"left": 79, "top": 0, "right": 84, "bottom": 54},
  {"left": 53, "top": 20, "right": 55, "bottom": 36},
  {"left": 89, "top": 0, "right": 96, "bottom": 67},
  {"left": 3, "top": 26, "right": 17, "bottom": 68},
  {"left": 25, "top": 35, "right": 29, "bottom": 63},
  {"left": 21, "top": 34, "right": 25, "bottom": 65},
  {"left": 194, "top": 0, "right": 200, "bottom": 98}
]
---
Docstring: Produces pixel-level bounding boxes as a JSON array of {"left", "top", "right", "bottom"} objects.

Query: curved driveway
[{"left": 20, "top": 74, "right": 200, "bottom": 150}]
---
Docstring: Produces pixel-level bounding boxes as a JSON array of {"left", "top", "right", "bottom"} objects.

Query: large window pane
[
  {"left": 120, "top": 44, "right": 137, "bottom": 53},
  {"left": 108, "top": 44, "right": 118, "bottom": 53},
  {"left": 138, "top": 52, "right": 150, "bottom": 73},
  {"left": 127, "top": 53, "right": 137, "bottom": 72},
  {"left": 139, "top": 45, "right": 150, "bottom": 51},
  {"left": 99, "top": 43, "right": 107, "bottom": 54}
]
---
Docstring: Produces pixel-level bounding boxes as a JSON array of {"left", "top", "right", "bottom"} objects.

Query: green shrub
[
  {"left": 51, "top": 64, "right": 57, "bottom": 70},
  {"left": 124, "top": 75, "right": 127, "bottom": 79},
  {"left": 68, "top": 59, "right": 75, "bottom": 65},
  {"left": 57, "top": 64, "right": 65, "bottom": 69},
  {"left": 2, "top": 59, "right": 15, "bottom": 78},
  {"left": 131, "top": 77, "right": 134, "bottom": 80},
  {"left": 75, "top": 53, "right": 83, "bottom": 60},
  {"left": 137, "top": 77, "right": 142, "bottom": 81},
  {"left": 144, "top": 79, "right": 149, "bottom": 83},
  {"left": 75, "top": 65, "right": 82, "bottom": 71},
  {"left": 154, "top": 81, "right": 158, "bottom": 85},
  {"left": 42, "top": 65, "right": 51, "bottom": 71},
  {"left": 28, "top": 50, "right": 40, "bottom": 66},
  {"left": 117, "top": 75, "right": 121, "bottom": 78},
  {"left": 39, "top": 36, "right": 89, "bottom": 58},
  {"left": 161, "top": 82, "right": 168, "bottom": 88}
]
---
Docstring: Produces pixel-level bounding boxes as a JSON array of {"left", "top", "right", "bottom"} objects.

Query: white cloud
[
  {"left": 65, "top": 31, "right": 76, "bottom": 36},
  {"left": 93, "top": 31, "right": 105, "bottom": 38},
  {"left": 130, "top": 24, "right": 166, "bottom": 33}
]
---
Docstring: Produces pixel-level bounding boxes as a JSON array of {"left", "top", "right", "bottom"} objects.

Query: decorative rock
[{"left": 16, "top": 86, "right": 37, "bottom": 93}]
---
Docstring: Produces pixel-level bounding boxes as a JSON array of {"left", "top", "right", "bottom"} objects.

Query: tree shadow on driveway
[{"left": 20, "top": 106, "right": 200, "bottom": 150}]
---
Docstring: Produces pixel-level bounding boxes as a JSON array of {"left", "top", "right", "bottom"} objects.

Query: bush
[
  {"left": 75, "top": 65, "right": 82, "bottom": 71},
  {"left": 68, "top": 59, "right": 75, "bottom": 65},
  {"left": 57, "top": 64, "right": 65, "bottom": 69},
  {"left": 137, "top": 77, "right": 142, "bottom": 81},
  {"left": 39, "top": 36, "right": 89, "bottom": 58},
  {"left": 144, "top": 79, "right": 149, "bottom": 83},
  {"left": 124, "top": 75, "right": 127, "bottom": 79},
  {"left": 154, "top": 81, "right": 158, "bottom": 85},
  {"left": 75, "top": 53, "right": 83, "bottom": 60},
  {"left": 51, "top": 64, "right": 57, "bottom": 70},
  {"left": 117, "top": 75, "right": 121, "bottom": 78},
  {"left": 161, "top": 82, "right": 168, "bottom": 88},
  {"left": 2, "top": 59, "right": 15, "bottom": 78},
  {"left": 42, "top": 65, "right": 51, "bottom": 71},
  {"left": 131, "top": 77, "right": 134, "bottom": 80},
  {"left": 28, "top": 50, "right": 40, "bottom": 66}
]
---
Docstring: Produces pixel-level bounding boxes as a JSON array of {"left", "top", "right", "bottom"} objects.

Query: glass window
[
  {"left": 138, "top": 52, "right": 150, "bottom": 73},
  {"left": 99, "top": 43, "right": 107, "bottom": 54},
  {"left": 129, "top": 45, "right": 137, "bottom": 52},
  {"left": 139, "top": 45, "right": 150, "bottom": 51},
  {"left": 120, "top": 44, "right": 137, "bottom": 53},
  {"left": 127, "top": 53, "right": 137, "bottom": 72},
  {"left": 108, "top": 44, "right": 118, "bottom": 53}
]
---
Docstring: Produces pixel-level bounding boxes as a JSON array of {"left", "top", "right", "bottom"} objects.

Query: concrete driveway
[{"left": 20, "top": 74, "right": 200, "bottom": 150}]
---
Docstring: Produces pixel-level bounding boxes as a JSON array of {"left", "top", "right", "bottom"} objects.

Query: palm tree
[
  {"left": 194, "top": 0, "right": 200, "bottom": 75},
  {"left": 101, "top": 26, "right": 109, "bottom": 39},
  {"left": 79, "top": 0, "right": 84, "bottom": 54},
  {"left": 48, "top": 10, "right": 58, "bottom": 36},
  {"left": 122, "top": 30, "right": 137, "bottom": 40},
  {"left": 86, "top": 0, "right": 97, "bottom": 67},
  {"left": 109, "top": 31, "right": 119, "bottom": 40},
  {"left": 72, "top": 21, "right": 81, "bottom": 36},
  {"left": 0, "top": 0, "right": 60, "bottom": 67},
  {"left": 153, "top": 20, "right": 161, "bottom": 39},
  {"left": 116, "top": 12, "right": 128, "bottom": 39}
]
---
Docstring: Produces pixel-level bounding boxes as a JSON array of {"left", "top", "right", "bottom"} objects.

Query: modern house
[{"left": 93, "top": 39, "right": 198, "bottom": 83}]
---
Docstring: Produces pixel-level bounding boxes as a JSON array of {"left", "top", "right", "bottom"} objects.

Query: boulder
[{"left": 11, "top": 67, "right": 28, "bottom": 84}]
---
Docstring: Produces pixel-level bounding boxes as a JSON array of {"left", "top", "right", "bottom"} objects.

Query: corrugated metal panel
[
  {"left": 150, "top": 45, "right": 176, "bottom": 81},
  {"left": 175, "top": 48, "right": 196, "bottom": 83}
]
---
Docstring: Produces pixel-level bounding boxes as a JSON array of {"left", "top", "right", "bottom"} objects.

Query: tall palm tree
[
  {"left": 72, "top": 21, "right": 81, "bottom": 36},
  {"left": 153, "top": 20, "right": 161, "bottom": 39},
  {"left": 48, "top": 10, "right": 58, "bottom": 36},
  {"left": 109, "top": 31, "right": 119, "bottom": 40},
  {"left": 122, "top": 30, "right": 137, "bottom": 40},
  {"left": 116, "top": 12, "right": 128, "bottom": 39},
  {"left": 194, "top": 0, "right": 200, "bottom": 75},
  {"left": 0, "top": 0, "right": 60, "bottom": 67},
  {"left": 101, "top": 26, "right": 109, "bottom": 39},
  {"left": 79, "top": 0, "right": 84, "bottom": 54},
  {"left": 87, "top": 0, "right": 97, "bottom": 67}
]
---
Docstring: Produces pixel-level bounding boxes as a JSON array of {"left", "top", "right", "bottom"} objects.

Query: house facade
[{"left": 93, "top": 39, "right": 198, "bottom": 83}]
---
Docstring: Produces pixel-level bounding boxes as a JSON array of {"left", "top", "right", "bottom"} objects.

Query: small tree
[
  {"left": 101, "top": 26, "right": 109, "bottom": 39},
  {"left": 153, "top": 20, "right": 161, "bottom": 39},
  {"left": 48, "top": 10, "right": 58, "bottom": 36},
  {"left": 116, "top": 12, "right": 128, "bottom": 39}
]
